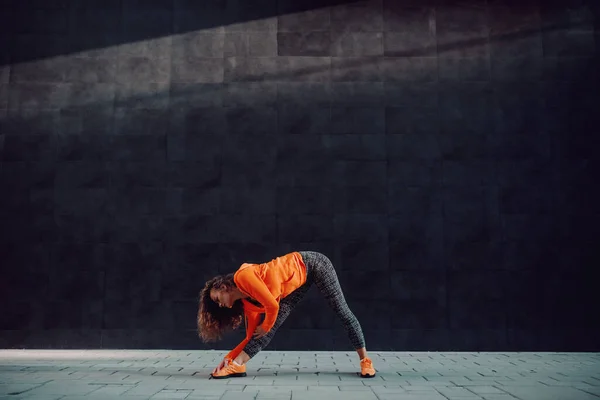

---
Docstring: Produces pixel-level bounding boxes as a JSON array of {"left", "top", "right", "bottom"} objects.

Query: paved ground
[{"left": 0, "top": 350, "right": 599, "bottom": 400}]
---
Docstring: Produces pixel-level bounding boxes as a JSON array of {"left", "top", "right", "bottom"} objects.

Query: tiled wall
[{"left": 1, "top": 0, "right": 599, "bottom": 351}]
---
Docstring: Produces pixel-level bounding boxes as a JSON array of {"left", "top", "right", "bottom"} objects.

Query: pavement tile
[
  {"left": 221, "top": 392, "right": 259, "bottom": 400},
  {"left": 436, "top": 386, "right": 481, "bottom": 397},
  {"left": 0, "top": 384, "right": 43, "bottom": 396},
  {"left": 466, "top": 386, "right": 508, "bottom": 394},
  {"left": 292, "top": 391, "right": 378, "bottom": 400},
  {"left": 0, "top": 350, "right": 599, "bottom": 400}
]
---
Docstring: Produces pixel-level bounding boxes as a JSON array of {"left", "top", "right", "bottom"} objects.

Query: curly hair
[{"left": 197, "top": 274, "right": 245, "bottom": 342}]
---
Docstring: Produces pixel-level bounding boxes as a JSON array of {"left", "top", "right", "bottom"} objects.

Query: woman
[{"left": 197, "top": 251, "right": 376, "bottom": 379}]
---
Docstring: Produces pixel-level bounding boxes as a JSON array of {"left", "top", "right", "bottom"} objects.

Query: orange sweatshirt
[{"left": 225, "top": 252, "right": 307, "bottom": 361}]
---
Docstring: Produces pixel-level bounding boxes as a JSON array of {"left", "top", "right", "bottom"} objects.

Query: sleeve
[
  {"left": 235, "top": 270, "right": 280, "bottom": 332},
  {"left": 225, "top": 311, "right": 261, "bottom": 361}
]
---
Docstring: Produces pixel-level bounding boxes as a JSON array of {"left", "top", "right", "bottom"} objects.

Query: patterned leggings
[{"left": 243, "top": 251, "right": 366, "bottom": 358}]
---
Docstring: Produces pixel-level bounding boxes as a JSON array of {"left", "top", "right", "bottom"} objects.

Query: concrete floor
[{"left": 0, "top": 350, "right": 599, "bottom": 400}]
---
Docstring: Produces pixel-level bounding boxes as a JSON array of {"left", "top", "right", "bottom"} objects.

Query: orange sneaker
[
  {"left": 210, "top": 361, "right": 247, "bottom": 379},
  {"left": 360, "top": 357, "right": 376, "bottom": 378}
]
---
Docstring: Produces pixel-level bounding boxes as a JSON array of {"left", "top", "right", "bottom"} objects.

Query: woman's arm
[{"left": 225, "top": 311, "right": 261, "bottom": 361}]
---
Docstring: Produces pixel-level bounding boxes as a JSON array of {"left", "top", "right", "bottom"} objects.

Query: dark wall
[{"left": 1, "top": 0, "right": 599, "bottom": 351}]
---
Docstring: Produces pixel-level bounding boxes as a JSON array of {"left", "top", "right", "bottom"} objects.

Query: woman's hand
[
  {"left": 253, "top": 325, "right": 267, "bottom": 339},
  {"left": 212, "top": 358, "right": 230, "bottom": 374}
]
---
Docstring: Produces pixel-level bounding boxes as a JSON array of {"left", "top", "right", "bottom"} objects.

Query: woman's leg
[
  {"left": 239, "top": 279, "right": 312, "bottom": 363},
  {"left": 298, "top": 251, "right": 369, "bottom": 360}
]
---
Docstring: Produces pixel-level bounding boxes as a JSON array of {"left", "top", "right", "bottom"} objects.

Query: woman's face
[{"left": 210, "top": 285, "right": 234, "bottom": 308}]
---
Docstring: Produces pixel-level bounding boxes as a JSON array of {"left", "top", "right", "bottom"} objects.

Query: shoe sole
[
  {"left": 210, "top": 372, "right": 247, "bottom": 379},
  {"left": 360, "top": 373, "right": 376, "bottom": 378}
]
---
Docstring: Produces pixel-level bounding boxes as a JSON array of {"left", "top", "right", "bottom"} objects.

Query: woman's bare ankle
[
  {"left": 357, "top": 347, "right": 368, "bottom": 360},
  {"left": 234, "top": 351, "right": 250, "bottom": 365}
]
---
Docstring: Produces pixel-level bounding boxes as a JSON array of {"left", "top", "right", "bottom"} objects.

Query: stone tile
[
  {"left": 542, "top": 30, "right": 597, "bottom": 57},
  {"left": 114, "top": 108, "right": 169, "bottom": 136},
  {"left": 220, "top": 187, "right": 275, "bottom": 215},
  {"left": 331, "top": 31, "right": 383, "bottom": 56},
  {"left": 384, "top": 82, "right": 438, "bottom": 108},
  {"left": 0, "top": 83, "right": 7, "bottom": 111},
  {"left": 219, "top": 215, "right": 277, "bottom": 243},
  {"left": 330, "top": 106, "right": 384, "bottom": 134},
  {"left": 67, "top": 0, "right": 123, "bottom": 33},
  {"left": 224, "top": 0, "right": 277, "bottom": 33},
  {"left": 333, "top": 160, "right": 386, "bottom": 186},
  {"left": 224, "top": 82, "right": 278, "bottom": 107},
  {"left": 278, "top": 215, "right": 334, "bottom": 243},
  {"left": 276, "top": 136, "right": 334, "bottom": 184},
  {"left": 339, "top": 243, "right": 389, "bottom": 271},
  {"left": 301, "top": 392, "right": 379, "bottom": 400},
  {"left": 117, "top": 56, "right": 170, "bottom": 85},
  {"left": 467, "top": 385, "right": 508, "bottom": 394},
  {"left": 24, "top": 382, "right": 97, "bottom": 396},
  {"left": 0, "top": 161, "right": 56, "bottom": 193},
  {"left": 224, "top": 32, "right": 247, "bottom": 57},
  {"left": 438, "top": 56, "right": 490, "bottom": 82},
  {"left": 330, "top": 1, "right": 383, "bottom": 32},
  {"left": 331, "top": 82, "right": 384, "bottom": 105},
  {"left": 54, "top": 161, "right": 110, "bottom": 188},
  {"left": 383, "top": 57, "right": 437, "bottom": 82},
  {"left": 276, "top": 186, "right": 334, "bottom": 215},
  {"left": 117, "top": 80, "right": 171, "bottom": 109},
  {"left": 385, "top": 31, "right": 436, "bottom": 57},
  {"left": 221, "top": 159, "right": 275, "bottom": 187},
  {"left": 331, "top": 57, "right": 384, "bottom": 82},
  {"left": 390, "top": 270, "right": 445, "bottom": 302},
  {"left": 333, "top": 214, "right": 388, "bottom": 244},
  {"left": 388, "top": 160, "right": 442, "bottom": 187},
  {"left": 65, "top": 83, "right": 115, "bottom": 110},
  {"left": 65, "top": 57, "right": 118, "bottom": 84},
  {"left": 123, "top": 0, "right": 172, "bottom": 33},
  {"left": 491, "top": 32, "right": 543, "bottom": 59},
  {"left": 248, "top": 32, "right": 278, "bottom": 57},
  {"left": 491, "top": 55, "right": 544, "bottom": 82},
  {"left": 173, "top": 0, "right": 225, "bottom": 34},
  {"left": 67, "top": 32, "right": 122, "bottom": 60},
  {"left": 278, "top": 105, "right": 331, "bottom": 135},
  {"left": 8, "top": 83, "right": 72, "bottom": 112},
  {"left": 322, "top": 134, "right": 386, "bottom": 161},
  {"left": 167, "top": 131, "right": 221, "bottom": 163},
  {"left": 171, "top": 59, "right": 223, "bottom": 84},
  {"left": 277, "top": 82, "right": 331, "bottom": 106},
  {"left": 386, "top": 106, "right": 439, "bottom": 133},
  {"left": 384, "top": 4, "right": 434, "bottom": 34},
  {"left": 9, "top": 56, "right": 66, "bottom": 84},
  {"left": 118, "top": 36, "right": 172, "bottom": 59},
  {"left": 223, "top": 127, "right": 277, "bottom": 157},
  {"left": 278, "top": 32, "right": 331, "bottom": 56},
  {"left": 224, "top": 57, "right": 279, "bottom": 82},
  {"left": 178, "top": 187, "right": 221, "bottom": 215},
  {"left": 169, "top": 82, "right": 222, "bottom": 108},
  {"left": 170, "top": 106, "right": 226, "bottom": 136},
  {"left": 390, "top": 298, "right": 446, "bottom": 329},
  {"left": 333, "top": 185, "right": 386, "bottom": 214},
  {"left": 221, "top": 392, "right": 259, "bottom": 400},
  {"left": 388, "top": 213, "right": 444, "bottom": 270},
  {"left": 436, "top": 5, "right": 489, "bottom": 47},
  {"left": 386, "top": 132, "right": 441, "bottom": 160},
  {"left": 171, "top": 32, "right": 225, "bottom": 59},
  {"left": 278, "top": 7, "right": 330, "bottom": 31},
  {"left": 277, "top": 57, "right": 331, "bottom": 82},
  {"left": 502, "top": 386, "right": 599, "bottom": 400}
]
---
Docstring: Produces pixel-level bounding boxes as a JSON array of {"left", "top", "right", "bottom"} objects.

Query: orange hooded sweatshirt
[{"left": 225, "top": 252, "right": 307, "bottom": 361}]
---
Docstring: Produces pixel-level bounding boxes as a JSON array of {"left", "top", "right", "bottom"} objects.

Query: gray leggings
[{"left": 243, "top": 251, "right": 366, "bottom": 358}]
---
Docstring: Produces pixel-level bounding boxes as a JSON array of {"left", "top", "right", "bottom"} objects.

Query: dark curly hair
[{"left": 197, "top": 274, "right": 245, "bottom": 342}]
